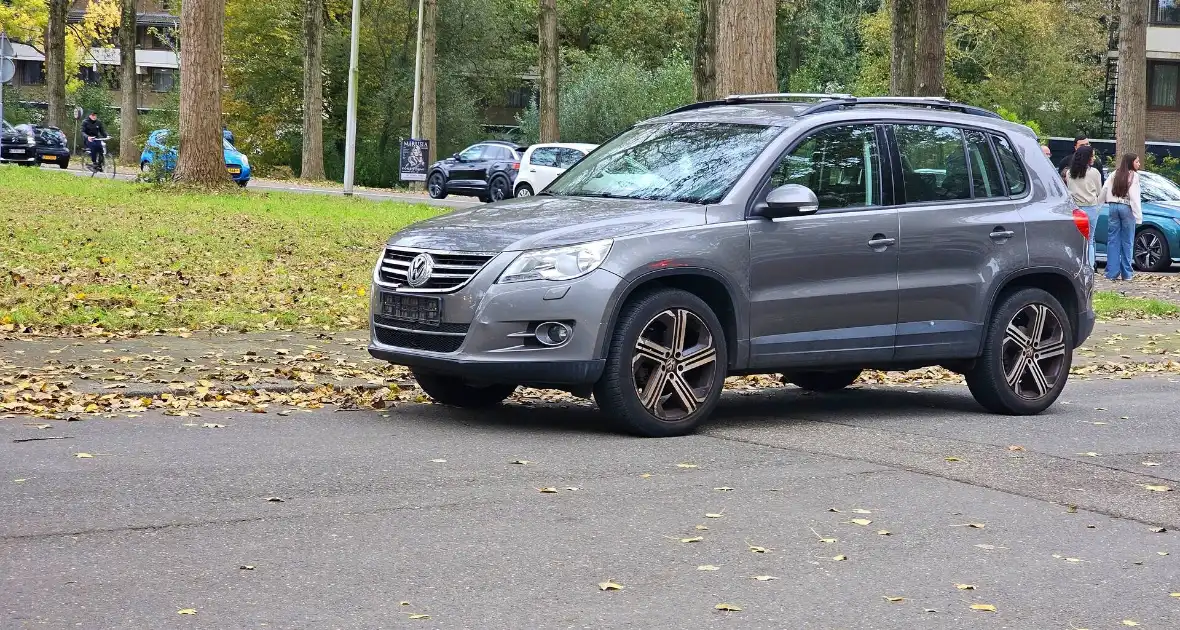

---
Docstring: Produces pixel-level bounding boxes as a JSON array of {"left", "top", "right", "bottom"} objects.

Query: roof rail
[
  {"left": 723, "top": 92, "right": 853, "bottom": 101},
  {"left": 800, "top": 96, "right": 1003, "bottom": 119}
]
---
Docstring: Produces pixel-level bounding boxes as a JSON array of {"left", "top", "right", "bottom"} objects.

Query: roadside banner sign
[{"left": 400, "top": 138, "right": 429, "bottom": 182}]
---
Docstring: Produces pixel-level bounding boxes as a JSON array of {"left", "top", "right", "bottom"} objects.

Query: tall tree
[
  {"left": 1115, "top": 0, "right": 1146, "bottom": 158},
  {"left": 45, "top": 0, "right": 68, "bottom": 128},
  {"left": 696, "top": 0, "right": 776, "bottom": 99},
  {"left": 538, "top": 0, "right": 559, "bottom": 142},
  {"left": 420, "top": 0, "right": 438, "bottom": 165},
  {"left": 300, "top": 0, "right": 325, "bottom": 180},
  {"left": 913, "top": 0, "right": 948, "bottom": 96},
  {"left": 694, "top": 0, "right": 718, "bottom": 100},
  {"left": 889, "top": 0, "right": 915, "bottom": 95},
  {"left": 175, "top": 0, "right": 229, "bottom": 185},
  {"left": 119, "top": 0, "right": 138, "bottom": 166}
]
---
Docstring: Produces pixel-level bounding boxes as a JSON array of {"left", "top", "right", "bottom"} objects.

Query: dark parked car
[
  {"left": 427, "top": 140, "right": 525, "bottom": 202},
  {"left": 17, "top": 124, "right": 70, "bottom": 169},
  {"left": 1, "top": 120, "right": 38, "bottom": 165}
]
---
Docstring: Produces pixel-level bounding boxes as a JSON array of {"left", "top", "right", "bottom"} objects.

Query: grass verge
[
  {"left": 1093, "top": 291, "right": 1180, "bottom": 319},
  {"left": 1, "top": 166, "right": 443, "bottom": 333}
]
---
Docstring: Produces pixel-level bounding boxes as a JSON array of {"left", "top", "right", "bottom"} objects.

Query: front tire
[
  {"left": 59, "top": 159, "right": 69, "bottom": 169},
  {"left": 412, "top": 370, "right": 516, "bottom": 408},
  {"left": 1134, "top": 227, "right": 1171, "bottom": 272},
  {"left": 593, "top": 289, "right": 727, "bottom": 437},
  {"left": 427, "top": 172, "right": 448, "bottom": 199},
  {"left": 785, "top": 370, "right": 862, "bottom": 392},
  {"left": 515, "top": 183, "right": 534, "bottom": 198},
  {"left": 965, "top": 288, "right": 1072, "bottom": 415}
]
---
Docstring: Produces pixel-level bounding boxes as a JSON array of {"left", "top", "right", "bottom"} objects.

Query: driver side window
[{"left": 769, "top": 125, "right": 882, "bottom": 211}]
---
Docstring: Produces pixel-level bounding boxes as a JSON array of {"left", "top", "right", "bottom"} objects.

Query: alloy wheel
[
  {"left": 631, "top": 309, "right": 719, "bottom": 421},
  {"left": 490, "top": 179, "right": 507, "bottom": 201},
  {"left": 1001, "top": 303, "right": 1067, "bottom": 400},
  {"left": 516, "top": 187, "right": 532, "bottom": 197},
  {"left": 1134, "top": 231, "right": 1164, "bottom": 270},
  {"left": 428, "top": 175, "right": 444, "bottom": 198}
]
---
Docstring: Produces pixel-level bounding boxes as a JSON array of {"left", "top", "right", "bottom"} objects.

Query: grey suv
[{"left": 370, "top": 95, "right": 1095, "bottom": 437}]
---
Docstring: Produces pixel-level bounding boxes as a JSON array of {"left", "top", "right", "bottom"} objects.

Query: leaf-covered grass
[
  {"left": 1093, "top": 291, "right": 1180, "bottom": 319},
  {"left": 1, "top": 167, "right": 443, "bottom": 333}
]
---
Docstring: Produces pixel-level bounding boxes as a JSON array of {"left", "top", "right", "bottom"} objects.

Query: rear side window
[
  {"left": 990, "top": 135, "right": 1028, "bottom": 196},
  {"left": 530, "top": 147, "right": 558, "bottom": 167},
  {"left": 895, "top": 125, "right": 971, "bottom": 203},
  {"left": 965, "top": 129, "right": 1005, "bottom": 198},
  {"left": 487, "top": 146, "right": 514, "bottom": 160}
]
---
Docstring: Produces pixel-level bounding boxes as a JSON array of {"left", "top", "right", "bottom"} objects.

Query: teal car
[
  {"left": 139, "top": 129, "right": 251, "bottom": 186},
  {"left": 1096, "top": 170, "right": 1180, "bottom": 272}
]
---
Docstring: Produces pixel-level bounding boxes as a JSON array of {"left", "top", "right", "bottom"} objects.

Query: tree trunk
[
  {"left": 1116, "top": 0, "right": 1147, "bottom": 159},
  {"left": 175, "top": 0, "right": 229, "bottom": 185},
  {"left": 713, "top": 0, "right": 777, "bottom": 97},
  {"left": 538, "top": 0, "right": 559, "bottom": 142},
  {"left": 694, "top": 0, "right": 718, "bottom": 100},
  {"left": 419, "top": 0, "right": 438, "bottom": 165},
  {"left": 46, "top": 0, "right": 69, "bottom": 129},
  {"left": 300, "top": 0, "right": 325, "bottom": 180},
  {"left": 889, "top": 0, "right": 916, "bottom": 96},
  {"left": 913, "top": 0, "right": 948, "bottom": 97},
  {"left": 119, "top": 0, "right": 139, "bottom": 166}
]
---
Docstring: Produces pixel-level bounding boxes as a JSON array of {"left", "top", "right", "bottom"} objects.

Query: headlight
[
  {"left": 26, "top": 135, "right": 35, "bottom": 146},
  {"left": 498, "top": 239, "right": 613, "bottom": 284}
]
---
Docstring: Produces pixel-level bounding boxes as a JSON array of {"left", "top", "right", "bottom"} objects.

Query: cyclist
[{"left": 81, "top": 112, "right": 108, "bottom": 172}]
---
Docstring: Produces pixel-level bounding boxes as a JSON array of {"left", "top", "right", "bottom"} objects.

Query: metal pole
[
  {"left": 342, "top": 0, "right": 362, "bottom": 195},
  {"left": 1, "top": 30, "right": 7, "bottom": 159},
  {"left": 409, "top": 0, "right": 424, "bottom": 140}
]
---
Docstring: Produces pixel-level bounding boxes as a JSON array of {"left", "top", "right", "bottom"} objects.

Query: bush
[{"left": 516, "top": 53, "right": 694, "bottom": 145}]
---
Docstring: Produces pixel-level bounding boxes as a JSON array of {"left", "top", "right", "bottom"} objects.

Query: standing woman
[
  {"left": 1098, "top": 154, "right": 1143, "bottom": 281},
  {"left": 1065, "top": 145, "right": 1102, "bottom": 269}
]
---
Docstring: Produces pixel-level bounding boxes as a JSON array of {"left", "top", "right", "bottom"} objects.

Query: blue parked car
[
  {"left": 140, "top": 129, "right": 252, "bottom": 186},
  {"left": 1096, "top": 170, "right": 1180, "bottom": 272}
]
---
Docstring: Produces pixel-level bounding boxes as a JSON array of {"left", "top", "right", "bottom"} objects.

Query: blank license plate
[
  {"left": 42, "top": 155, "right": 56, "bottom": 161},
  {"left": 381, "top": 293, "right": 441, "bottom": 325}
]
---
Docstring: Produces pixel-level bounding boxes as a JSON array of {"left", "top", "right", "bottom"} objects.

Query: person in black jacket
[
  {"left": 1058, "top": 133, "right": 1105, "bottom": 183},
  {"left": 80, "top": 112, "right": 108, "bottom": 170}
]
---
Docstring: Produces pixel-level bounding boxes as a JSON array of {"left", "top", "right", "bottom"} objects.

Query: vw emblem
[{"left": 406, "top": 253, "right": 435, "bottom": 287}]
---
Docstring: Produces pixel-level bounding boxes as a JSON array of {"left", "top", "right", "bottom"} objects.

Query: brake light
[
  {"left": 512, "top": 162, "right": 520, "bottom": 170},
  {"left": 1072, "top": 208, "right": 1090, "bottom": 239}
]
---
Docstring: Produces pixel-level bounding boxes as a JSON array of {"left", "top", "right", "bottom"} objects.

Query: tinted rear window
[{"left": 991, "top": 135, "right": 1028, "bottom": 196}]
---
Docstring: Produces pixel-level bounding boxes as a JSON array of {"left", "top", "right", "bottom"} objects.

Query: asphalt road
[
  {"left": 36, "top": 162, "right": 479, "bottom": 209},
  {"left": 3, "top": 378, "right": 1179, "bottom": 629}
]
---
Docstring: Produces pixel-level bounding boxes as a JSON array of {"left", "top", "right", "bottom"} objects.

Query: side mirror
[
  {"left": 452, "top": 153, "right": 462, "bottom": 161},
  {"left": 756, "top": 184, "right": 820, "bottom": 219}
]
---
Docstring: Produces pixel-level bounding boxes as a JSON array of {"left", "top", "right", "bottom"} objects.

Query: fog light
[{"left": 535, "top": 321, "right": 571, "bottom": 347}]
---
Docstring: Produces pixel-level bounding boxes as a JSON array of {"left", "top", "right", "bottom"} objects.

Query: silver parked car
[{"left": 370, "top": 94, "right": 1096, "bottom": 437}]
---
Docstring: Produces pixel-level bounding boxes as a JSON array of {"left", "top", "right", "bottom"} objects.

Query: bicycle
[{"left": 85, "top": 136, "right": 117, "bottom": 178}]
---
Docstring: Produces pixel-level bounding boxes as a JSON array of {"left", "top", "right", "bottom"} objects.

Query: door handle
[
  {"left": 867, "top": 235, "right": 896, "bottom": 248},
  {"left": 529, "top": 168, "right": 537, "bottom": 173},
  {"left": 990, "top": 228, "right": 1016, "bottom": 240}
]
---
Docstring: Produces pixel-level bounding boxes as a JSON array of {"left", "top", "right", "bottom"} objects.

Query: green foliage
[
  {"left": 2, "top": 87, "right": 39, "bottom": 125},
  {"left": 516, "top": 52, "right": 693, "bottom": 144},
  {"left": 857, "top": 0, "right": 1107, "bottom": 136},
  {"left": 780, "top": 0, "right": 878, "bottom": 93},
  {"left": 994, "top": 107, "right": 1044, "bottom": 141}
]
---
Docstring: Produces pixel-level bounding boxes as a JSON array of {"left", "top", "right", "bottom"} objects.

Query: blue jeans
[
  {"left": 1080, "top": 204, "right": 1100, "bottom": 268},
  {"left": 1106, "top": 202, "right": 1135, "bottom": 280}
]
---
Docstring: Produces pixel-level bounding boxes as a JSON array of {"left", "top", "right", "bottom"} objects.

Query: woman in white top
[
  {"left": 1097, "top": 154, "right": 1143, "bottom": 281},
  {"left": 1064, "top": 145, "right": 1102, "bottom": 269}
]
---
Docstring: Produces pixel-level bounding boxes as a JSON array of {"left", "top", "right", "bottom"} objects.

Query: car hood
[
  {"left": 389, "top": 195, "right": 706, "bottom": 252},
  {"left": 1146, "top": 200, "right": 1180, "bottom": 217}
]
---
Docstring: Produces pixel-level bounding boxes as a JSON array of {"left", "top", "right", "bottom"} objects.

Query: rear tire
[
  {"left": 965, "top": 287, "right": 1072, "bottom": 415},
  {"left": 593, "top": 288, "right": 727, "bottom": 437},
  {"left": 412, "top": 370, "right": 516, "bottom": 408},
  {"left": 785, "top": 370, "right": 861, "bottom": 392},
  {"left": 489, "top": 175, "right": 510, "bottom": 202}
]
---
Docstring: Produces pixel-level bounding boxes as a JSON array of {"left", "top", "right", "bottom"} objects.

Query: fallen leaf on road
[
  {"left": 24, "top": 423, "right": 51, "bottom": 429},
  {"left": 676, "top": 463, "right": 698, "bottom": 468},
  {"left": 13, "top": 479, "right": 26, "bottom": 483},
  {"left": 429, "top": 458, "right": 446, "bottom": 463},
  {"left": 640, "top": 473, "right": 651, "bottom": 478},
  {"left": 598, "top": 581, "right": 623, "bottom": 591},
  {"left": 969, "top": 604, "right": 996, "bottom": 612},
  {"left": 200, "top": 423, "right": 226, "bottom": 428},
  {"left": 748, "top": 544, "right": 769, "bottom": 553},
  {"left": 1077, "top": 452, "right": 1100, "bottom": 457},
  {"left": 408, "top": 614, "right": 430, "bottom": 620},
  {"left": 752, "top": 575, "right": 778, "bottom": 581},
  {"left": 974, "top": 544, "right": 997, "bottom": 550},
  {"left": 695, "top": 525, "right": 709, "bottom": 531},
  {"left": 697, "top": 565, "right": 720, "bottom": 571},
  {"left": 827, "top": 508, "right": 841, "bottom": 513},
  {"left": 877, "top": 530, "right": 891, "bottom": 536},
  {"left": 819, "top": 537, "right": 837, "bottom": 543},
  {"left": 73, "top": 452, "right": 94, "bottom": 458},
  {"left": 1170, "top": 592, "right": 1180, "bottom": 598},
  {"left": 239, "top": 565, "right": 255, "bottom": 570},
  {"left": 1067, "top": 505, "right": 1078, "bottom": 513},
  {"left": 564, "top": 487, "right": 579, "bottom": 491},
  {"left": 832, "top": 555, "right": 847, "bottom": 562},
  {"left": 264, "top": 497, "right": 285, "bottom": 502},
  {"left": 952, "top": 523, "right": 986, "bottom": 529},
  {"left": 539, "top": 487, "right": 558, "bottom": 493},
  {"left": 177, "top": 609, "right": 196, "bottom": 615},
  {"left": 509, "top": 460, "right": 530, "bottom": 465},
  {"left": 705, "top": 513, "right": 723, "bottom": 519},
  {"left": 944, "top": 457, "right": 962, "bottom": 462},
  {"left": 1008, "top": 445, "right": 1025, "bottom": 451},
  {"left": 1065, "top": 557, "right": 1083, "bottom": 563},
  {"left": 680, "top": 536, "right": 704, "bottom": 543},
  {"left": 714, "top": 604, "right": 742, "bottom": 611},
  {"left": 713, "top": 487, "right": 734, "bottom": 491},
  {"left": 847, "top": 518, "right": 872, "bottom": 526},
  {"left": 1143, "top": 484, "right": 1172, "bottom": 492},
  {"left": 1152, "top": 527, "right": 1167, "bottom": 533},
  {"left": 1159, "top": 551, "right": 1170, "bottom": 556},
  {"left": 1122, "top": 621, "right": 1140, "bottom": 627},
  {"left": 955, "top": 584, "right": 977, "bottom": 590},
  {"left": 851, "top": 509, "right": 872, "bottom": 514},
  {"left": 882, "top": 596, "right": 906, "bottom": 603},
  {"left": 1143, "top": 462, "right": 1161, "bottom": 467}
]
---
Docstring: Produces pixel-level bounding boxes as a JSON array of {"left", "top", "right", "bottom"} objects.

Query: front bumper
[
  {"left": 367, "top": 258, "right": 621, "bottom": 387},
  {"left": 1, "top": 148, "right": 37, "bottom": 163}
]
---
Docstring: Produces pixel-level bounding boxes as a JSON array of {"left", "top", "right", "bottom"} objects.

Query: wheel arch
[
  {"left": 979, "top": 268, "right": 1085, "bottom": 352},
  {"left": 597, "top": 268, "right": 745, "bottom": 369}
]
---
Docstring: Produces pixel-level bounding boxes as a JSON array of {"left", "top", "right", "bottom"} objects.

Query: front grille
[
  {"left": 378, "top": 247, "right": 494, "bottom": 291},
  {"left": 374, "top": 326, "right": 465, "bottom": 353},
  {"left": 374, "top": 316, "right": 469, "bottom": 334}
]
